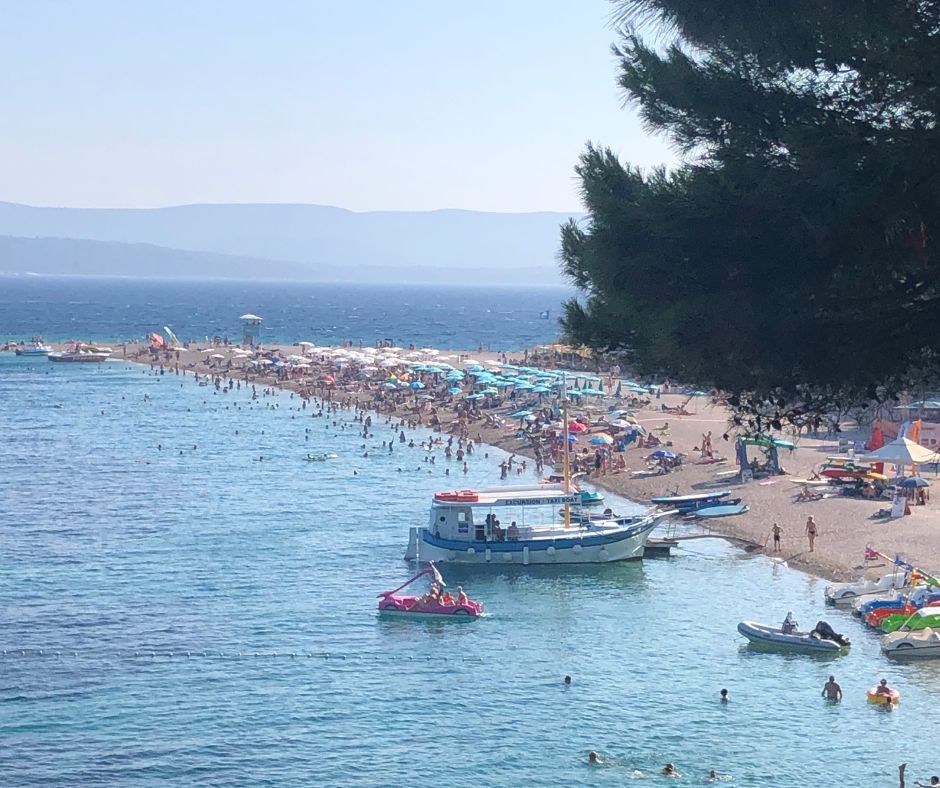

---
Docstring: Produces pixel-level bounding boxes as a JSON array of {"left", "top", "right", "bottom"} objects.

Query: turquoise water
[{"left": 1, "top": 353, "right": 938, "bottom": 786}]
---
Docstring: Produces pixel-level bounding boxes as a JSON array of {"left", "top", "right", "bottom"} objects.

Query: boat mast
[{"left": 561, "top": 373, "right": 571, "bottom": 528}]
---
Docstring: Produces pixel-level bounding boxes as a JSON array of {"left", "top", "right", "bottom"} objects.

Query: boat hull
[
  {"left": 405, "top": 519, "right": 658, "bottom": 565},
  {"left": 15, "top": 348, "right": 50, "bottom": 356},
  {"left": 48, "top": 353, "right": 109, "bottom": 363},
  {"left": 737, "top": 621, "right": 846, "bottom": 652}
]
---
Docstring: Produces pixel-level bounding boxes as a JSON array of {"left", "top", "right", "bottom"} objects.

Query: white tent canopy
[{"left": 866, "top": 436, "right": 940, "bottom": 466}]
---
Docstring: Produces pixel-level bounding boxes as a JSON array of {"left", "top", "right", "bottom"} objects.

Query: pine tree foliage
[{"left": 562, "top": 1, "right": 940, "bottom": 409}]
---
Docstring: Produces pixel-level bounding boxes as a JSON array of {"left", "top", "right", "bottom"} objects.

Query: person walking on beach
[
  {"left": 822, "top": 675, "right": 842, "bottom": 701},
  {"left": 771, "top": 523, "right": 782, "bottom": 552},
  {"left": 805, "top": 516, "right": 817, "bottom": 552}
]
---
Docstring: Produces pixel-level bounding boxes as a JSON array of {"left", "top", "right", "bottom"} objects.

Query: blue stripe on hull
[{"left": 421, "top": 522, "right": 656, "bottom": 553}]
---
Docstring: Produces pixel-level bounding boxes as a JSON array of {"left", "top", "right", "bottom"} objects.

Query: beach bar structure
[{"left": 240, "top": 314, "right": 263, "bottom": 346}]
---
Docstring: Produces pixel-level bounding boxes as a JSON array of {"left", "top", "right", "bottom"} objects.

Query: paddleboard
[
  {"left": 651, "top": 491, "right": 731, "bottom": 504},
  {"left": 695, "top": 504, "right": 749, "bottom": 518}
]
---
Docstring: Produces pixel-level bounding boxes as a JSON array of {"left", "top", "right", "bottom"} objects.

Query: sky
[{"left": 0, "top": 0, "right": 676, "bottom": 213}]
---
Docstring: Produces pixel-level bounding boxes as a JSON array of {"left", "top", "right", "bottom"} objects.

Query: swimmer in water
[
  {"left": 564, "top": 675, "right": 571, "bottom": 686},
  {"left": 720, "top": 688, "right": 729, "bottom": 702},
  {"left": 662, "top": 763, "right": 681, "bottom": 777},
  {"left": 588, "top": 751, "right": 599, "bottom": 765}
]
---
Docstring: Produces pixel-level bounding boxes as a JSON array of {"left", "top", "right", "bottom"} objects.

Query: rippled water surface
[
  {"left": 2, "top": 354, "right": 939, "bottom": 786},
  {"left": 0, "top": 277, "right": 569, "bottom": 350}
]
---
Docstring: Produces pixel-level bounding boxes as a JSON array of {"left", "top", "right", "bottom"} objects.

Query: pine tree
[{"left": 562, "top": 1, "right": 940, "bottom": 410}]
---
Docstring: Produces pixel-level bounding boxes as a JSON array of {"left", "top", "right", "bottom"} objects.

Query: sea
[
  {"left": 2, "top": 289, "right": 940, "bottom": 786},
  {"left": 0, "top": 277, "right": 571, "bottom": 351}
]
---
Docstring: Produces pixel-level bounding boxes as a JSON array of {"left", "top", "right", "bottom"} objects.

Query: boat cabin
[{"left": 428, "top": 484, "right": 580, "bottom": 543}]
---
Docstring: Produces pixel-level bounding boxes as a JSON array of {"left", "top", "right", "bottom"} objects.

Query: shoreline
[{"left": 19, "top": 339, "right": 940, "bottom": 584}]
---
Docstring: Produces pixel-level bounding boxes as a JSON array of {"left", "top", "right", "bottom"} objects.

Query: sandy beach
[{"left": 62, "top": 338, "right": 940, "bottom": 583}]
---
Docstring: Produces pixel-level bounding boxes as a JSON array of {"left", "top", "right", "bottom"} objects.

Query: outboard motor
[{"left": 812, "top": 620, "right": 850, "bottom": 646}]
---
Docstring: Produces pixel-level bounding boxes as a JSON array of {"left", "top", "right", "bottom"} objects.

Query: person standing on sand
[
  {"left": 805, "top": 515, "right": 817, "bottom": 552},
  {"left": 771, "top": 523, "right": 782, "bottom": 552}
]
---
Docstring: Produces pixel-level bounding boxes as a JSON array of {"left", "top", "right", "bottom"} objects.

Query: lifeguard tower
[{"left": 240, "top": 313, "right": 263, "bottom": 346}]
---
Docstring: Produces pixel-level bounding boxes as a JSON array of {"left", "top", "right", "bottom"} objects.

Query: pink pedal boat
[{"left": 377, "top": 563, "right": 484, "bottom": 619}]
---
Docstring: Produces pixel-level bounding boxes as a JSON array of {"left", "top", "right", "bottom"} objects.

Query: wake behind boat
[{"left": 404, "top": 483, "right": 668, "bottom": 565}]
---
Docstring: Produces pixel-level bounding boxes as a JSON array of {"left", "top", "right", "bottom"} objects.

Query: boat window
[{"left": 457, "top": 510, "right": 468, "bottom": 534}]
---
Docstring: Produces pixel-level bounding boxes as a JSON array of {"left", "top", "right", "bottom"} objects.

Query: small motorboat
[
  {"left": 579, "top": 489, "right": 604, "bottom": 506},
  {"left": 14, "top": 338, "right": 52, "bottom": 356},
  {"left": 304, "top": 452, "right": 338, "bottom": 462},
  {"left": 48, "top": 343, "right": 111, "bottom": 363},
  {"left": 737, "top": 618, "right": 850, "bottom": 653},
  {"left": 650, "top": 490, "right": 731, "bottom": 511},
  {"left": 377, "top": 562, "right": 483, "bottom": 619},
  {"left": 825, "top": 570, "right": 908, "bottom": 606}
]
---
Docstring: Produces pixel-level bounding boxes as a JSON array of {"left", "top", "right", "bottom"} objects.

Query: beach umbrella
[
  {"left": 581, "top": 388, "right": 605, "bottom": 397},
  {"left": 464, "top": 393, "right": 484, "bottom": 400},
  {"left": 447, "top": 386, "right": 463, "bottom": 395},
  {"left": 531, "top": 386, "right": 551, "bottom": 394},
  {"left": 896, "top": 476, "right": 931, "bottom": 489},
  {"left": 383, "top": 382, "right": 398, "bottom": 389},
  {"left": 568, "top": 421, "right": 587, "bottom": 433},
  {"left": 589, "top": 434, "right": 614, "bottom": 445},
  {"left": 480, "top": 387, "right": 498, "bottom": 395},
  {"left": 409, "top": 381, "right": 425, "bottom": 389},
  {"left": 557, "top": 434, "right": 578, "bottom": 443},
  {"left": 865, "top": 436, "right": 940, "bottom": 466},
  {"left": 511, "top": 410, "right": 533, "bottom": 419},
  {"left": 567, "top": 390, "right": 584, "bottom": 398},
  {"left": 650, "top": 450, "right": 676, "bottom": 459}
]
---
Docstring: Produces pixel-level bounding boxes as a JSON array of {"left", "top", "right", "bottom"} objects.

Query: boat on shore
[
  {"left": 377, "top": 562, "right": 483, "bottom": 619},
  {"left": 650, "top": 490, "right": 731, "bottom": 511},
  {"left": 404, "top": 483, "right": 668, "bottom": 565},
  {"left": 48, "top": 343, "right": 111, "bottom": 363},
  {"left": 737, "top": 619, "right": 850, "bottom": 653}
]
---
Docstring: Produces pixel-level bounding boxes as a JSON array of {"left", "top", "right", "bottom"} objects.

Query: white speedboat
[
  {"left": 404, "top": 484, "right": 668, "bottom": 565},
  {"left": 825, "top": 570, "right": 908, "bottom": 606},
  {"left": 883, "top": 626, "right": 940, "bottom": 658},
  {"left": 48, "top": 343, "right": 111, "bottom": 363},
  {"left": 737, "top": 620, "right": 850, "bottom": 653}
]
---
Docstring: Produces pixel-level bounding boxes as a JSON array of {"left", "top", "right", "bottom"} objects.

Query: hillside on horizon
[{"left": 0, "top": 201, "right": 580, "bottom": 285}]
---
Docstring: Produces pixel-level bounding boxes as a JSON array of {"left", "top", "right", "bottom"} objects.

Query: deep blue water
[
  {"left": 2, "top": 354, "right": 940, "bottom": 787},
  {"left": 0, "top": 277, "right": 569, "bottom": 350}
]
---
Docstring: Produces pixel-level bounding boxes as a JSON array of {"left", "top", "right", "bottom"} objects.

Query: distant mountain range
[{"left": 0, "top": 202, "right": 581, "bottom": 284}]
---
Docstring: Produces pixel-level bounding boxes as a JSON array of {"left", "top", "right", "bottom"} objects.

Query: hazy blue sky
[{"left": 1, "top": 0, "right": 675, "bottom": 212}]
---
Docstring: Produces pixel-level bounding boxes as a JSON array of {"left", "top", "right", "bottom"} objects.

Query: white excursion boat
[
  {"left": 824, "top": 570, "right": 909, "bottom": 606},
  {"left": 404, "top": 484, "right": 668, "bottom": 565},
  {"left": 882, "top": 626, "right": 940, "bottom": 659}
]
